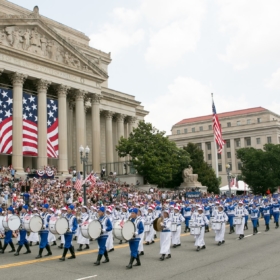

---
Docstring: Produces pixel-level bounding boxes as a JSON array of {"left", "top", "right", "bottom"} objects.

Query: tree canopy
[
  {"left": 236, "top": 144, "right": 280, "bottom": 194},
  {"left": 183, "top": 143, "right": 220, "bottom": 193},
  {"left": 116, "top": 121, "right": 190, "bottom": 187}
]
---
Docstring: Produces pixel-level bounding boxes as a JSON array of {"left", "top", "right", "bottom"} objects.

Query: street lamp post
[
  {"left": 79, "top": 145, "right": 90, "bottom": 206},
  {"left": 226, "top": 164, "right": 231, "bottom": 197}
]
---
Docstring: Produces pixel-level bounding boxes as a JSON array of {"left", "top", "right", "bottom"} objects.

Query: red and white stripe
[
  {"left": 23, "top": 119, "right": 38, "bottom": 156},
  {"left": 47, "top": 119, "right": 58, "bottom": 158},
  {"left": 0, "top": 117, "right": 12, "bottom": 154}
]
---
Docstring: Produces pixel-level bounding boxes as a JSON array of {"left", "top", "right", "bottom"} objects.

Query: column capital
[
  {"left": 116, "top": 113, "right": 126, "bottom": 123},
  {"left": 75, "top": 89, "right": 88, "bottom": 101},
  {"left": 57, "top": 85, "right": 70, "bottom": 97},
  {"left": 10, "top": 72, "right": 28, "bottom": 86},
  {"left": 91, "top": 93, "right": 102, "bottom": 104},
  {"left": 127, "top": 116, "right": 137, "bottom": 124},
  {"left": 36, "top": 79, "right": 52, "bottom": 92},
  {"left": 104, "top": 110, "right": 114, "bottom": 120}
]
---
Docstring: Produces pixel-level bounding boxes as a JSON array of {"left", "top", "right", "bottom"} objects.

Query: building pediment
[{"left": 0, "top": 10, "right": 108, "bottom": 82}]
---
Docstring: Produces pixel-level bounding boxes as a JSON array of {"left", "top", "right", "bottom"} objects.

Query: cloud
[
  {"left": 265, "top": 68, "right": 280, "bottom": 90},
  {"left": 89, "top": 8, "right": 144, "bottom": 55},
  {"left": 145, "top": 76, "right": 249, "bottom": 134},
  {"left": 217, "top": 0, "right": 280, "bottom": 69}
]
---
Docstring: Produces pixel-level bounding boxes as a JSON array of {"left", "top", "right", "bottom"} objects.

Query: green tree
[
  {"left": 116, "top": 121, "right": 190, "bottom": 187},
  {"left": 236, "top": 143, "right": 280, "bottom": 194},
  {"left": 183, "top": 143, "right": 220, "bottom": 193}
]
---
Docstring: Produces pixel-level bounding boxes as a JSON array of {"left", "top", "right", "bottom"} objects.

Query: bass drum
[
  {"left": 81, "top": 220, "right": 102, "bottom": 239},
  {"left": 2, "top": 215, "right": 21, "bottom": 231},
  {"left": 153, "top": 217, "right": 163, "bottom": 232},
  {"left": 113, "top": 220, "right": 136, "bottom": 241},
  {"left": 23, "top": 215, "right": 43, "bottom": 233},
  {"left": 49, "top": 217, "right": 68, "bottom": 235}
]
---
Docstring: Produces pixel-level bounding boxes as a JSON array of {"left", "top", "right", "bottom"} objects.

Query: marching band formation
[{"left": 0, "top": 196, "right": 279, "bottom": 268}]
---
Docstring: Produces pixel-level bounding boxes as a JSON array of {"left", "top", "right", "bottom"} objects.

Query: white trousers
[
  {"left": 215, "top": 223, "right": 225, "bottom": 242},
  {"left": 194, "top": 227, "right": 205, "bottom": 247},
  {"left": 106, "top": 230, "right": 113, "bottom": 250},
  {"left": 171, "top": 225, "right": 181, "bottom": 245},
  {"left": 28, "top": 232, "right": 39, "bottom": 242},
  {"left": 160, "top": 231, "right": 171, "bottom": 255},
  {"left": 77, "top": 227, "right": 89, "bottom": 245},
  {"left": 235, "top": 218, "right": 245, "bottom": 235},
  {"left": 138, "top": 232, "right": 144, "bottom": 252},
  {"left": 145, "top": 225, "right": 154, "bottom": 242}
]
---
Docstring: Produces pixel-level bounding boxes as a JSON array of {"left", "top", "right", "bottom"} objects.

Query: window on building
[
  {"left": 192, "top": 127, "right": 195, "bottom": 132},
  {"left": 247, "top": 119, "right": 251, "bottom": 125},
  {"left": 199, "top": 126, "right": 203, "bottom": 131},
  {"left": 208, "top": 154, "right": 212, "bottom": 160},
  {"left": 177, "top": 130, "right": 180, "bottom": 134},
  {"left": 257, "top": 118, "right": 261, "bottom": 123},
  {"left": 208, "top": 125, "right": 212, "bottom": 130},
  {"left": 196, "top": 143, "right": 202, "bottom": 149},
  {"left": 184, "top": 128, "right": 188, "bottom": 134},
  {"left": 238, "top": 162, "right": 242, "bottom": 170},
  {"left": 227, "top": 122, "right": 231, "bottom": 127},
  {"left": 235, "top": 139, "right": 241, "bottom": 147},
  {"left": 267, "top": 136, "right": 272, "bottom": 143},
  {"left": 245, "top": 137, "right": 251, "bottom": 146},
  {"left": 237, "top": 121, "right": 241, "bottom": 126},
  {"left": 218, "top": 153, "right": 221, "bottom": 159},
  {"left": 226, "top": 140, "right": 231, "bottom": 148},
  {"left": 218, "top": 164, "right": 222, "bottom": 172},
  {"left": 207, "top": 142, "right": 211, "bottom": 150},
  {"left": 256, "top": 138, "right": 261, "bottom": 145},
  {"left": 227, "top": 152, "right": 231, "bottom": 158}
]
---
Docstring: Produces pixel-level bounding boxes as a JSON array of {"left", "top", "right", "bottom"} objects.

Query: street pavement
[{"left": 0, "top": 219, "right": 279, "bottom": 280}]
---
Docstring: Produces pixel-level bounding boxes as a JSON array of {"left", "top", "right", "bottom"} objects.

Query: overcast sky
[{"left": 10, "top": 0, "right": 280, "bottom": 134}]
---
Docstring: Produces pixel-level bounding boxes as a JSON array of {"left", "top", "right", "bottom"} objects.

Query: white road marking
[
  {"left": 236, "top": 232, "right": 261, "bottom": 240},
  {"left": 75, "top": 275, "right": 97, "bottom": 280}
]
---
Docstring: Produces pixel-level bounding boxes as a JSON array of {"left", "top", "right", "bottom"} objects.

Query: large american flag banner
[
  {"left": 23, "top": 93, "right": 38, "bottom": 156},
  {"left": 47, "top": 97, "right": 58, "bottom": 158},
  {"left": 0, "top": 88, "right": 13, "bottom": 154},
  {"left": 212, "top": 100, "right": 225, "bottom": 153},
  {"left": 75, "top": 171, "right": 83, "bottom": 192}
]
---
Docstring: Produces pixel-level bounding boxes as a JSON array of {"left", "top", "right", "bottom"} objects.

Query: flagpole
[{"left": 211, "top": 93, "right": 219, "bottom": 178}]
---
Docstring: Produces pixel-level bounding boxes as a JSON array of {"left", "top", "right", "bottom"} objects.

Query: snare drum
[
  {"left": 144, "top": 223, "right": 150, "bottom": 232},
  {"left": 23, "top": 215, "right": 43, "bottom": 233},
  {"left": 49, "top": 217, "right": 68, "bottom": 235},
  {"left": 171, "top": 223, "right": 177, "bottom": 232},
  {"left": 233, "top": 217, "right": 242, "bottom": 225},
  {"left": 81, "top": 220, "right": 102, "bottom": 239},
  {"left": 113, "top": 220, "right": 136, "bottom": 241},
  {"left": 2, "top": 215, "right": 21, "bottom": 231},
  {"left": 190, "top": 226, "right": 201, "bottom": 235},
  {"left": 211, "top": 222, "right": 222, "bottom": 231},
  {"left": 189, "top": 219, "right": 194, "bottom": 227}
]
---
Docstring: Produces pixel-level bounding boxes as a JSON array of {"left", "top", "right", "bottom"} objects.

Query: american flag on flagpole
[
  {"left": 0, "top": 88, "right": 13, "bottom": 154},
  {"left": 75, "top": 171, "right": 83, "bottom": 192},
  {"left": 212, "top": 99, "right": 225, "bottom": 153},
  {"left": 84, "top": 172, "right": 96, "bottom": 187},
  {"left": 22, "top": 93, "right": 38, "bottom": 156},
  {"left": 230, "top": 178, "right": 234, "bottom": 188},
  {"left": 47, "top": 97, "right": 58, "bottom": 158}
]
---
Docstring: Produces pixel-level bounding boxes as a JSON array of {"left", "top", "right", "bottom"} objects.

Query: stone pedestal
[{"left": 179, "top": 183, "right": 208, "bottom": 193}]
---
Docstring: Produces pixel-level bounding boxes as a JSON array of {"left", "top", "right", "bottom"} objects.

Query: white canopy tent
[{"left": 220, "top": 181, "right": 251, "bottom": 192}]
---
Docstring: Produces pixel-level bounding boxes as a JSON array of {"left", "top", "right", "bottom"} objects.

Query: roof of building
[{"left": 175, "top": 107, "right": 268, "bottom": 126}]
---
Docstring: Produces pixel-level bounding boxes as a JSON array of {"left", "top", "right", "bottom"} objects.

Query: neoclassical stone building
[{"left": 0, "top": 1, "right": 148, "bottom": 174}]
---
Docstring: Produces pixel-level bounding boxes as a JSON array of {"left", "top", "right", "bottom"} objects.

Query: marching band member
[
  {"left": 204, "top": 202, "right": 211, "bottom": 233},
  {"left": 14, "top": 205, "right": 31, "bottom": 256},
  {"left": 235, "top": 201, "right": 246, "bottom": 240},
  {"left": 48, "top": 208, "right": 57, "bottom": 246},
  {"left": 126, "top": 208, "right": 144, "bottom": 269},
  {"left": 213, "top": 205, "right": 228, "bottom": 246},
  {"left": 94, "top": 206, "right": 112, "bottom": 265},
  {"left": 105, "top": 206, "right": 114, "bottom": 252},
  {"left": 262, "top": 199, "right": 271, "bottom": 231},
  {"left": 159, "top": 210, "right": 172, "bottom": 261},
  {"left": 181, "top": 201, "right": 192, "bottom": 233},
  {"left": 36, "top": 204, "right": 52, "bottom": 259},
  {"left": 0, "top": 206, "right": 16, "bottom": 254},
  {"left": 244, "top": 203, "right": 249, "bottom": 230},
  {"left": 194, "top": 207, "right": 209, "bottom": 251},
  {"left": 169, "top": 204, "right": 175, "bottom": 220},
  {"left": 118, "top": 206, "right": 129, "bottom": 244},
  {"left": 137, "top": 208, "right": 145, "bottom": 256},
  {"left": 0, "top": 208, "right": 4, "bottom": 251},
  {"left": 59, "top": 205, "right": 78, "bottom": 261},
  {"left": 77, "top": 206, "right": 90, "bottom": 251},
  {"left": 28, "top": 208, "right": 39, "bottom": 246},
  {"left": 89, "top": 206, "right": 98, "bottom": 220},
  {"left": 272, "top": 199, "right": 280, "bottom": 229},
  {"left": 171, "top": 206, "right": 185, "bottom": 248},
  {"left": 58, "top": 207, "right": 67, "bottom": 249},
  {"left": 250, "top": 204, "right": 259, "bottom": 235},
  {"left": 144, "top": 207, "right": 155, "bottom": 245}
]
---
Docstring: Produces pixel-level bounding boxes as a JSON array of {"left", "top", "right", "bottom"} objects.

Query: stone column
[
  {"left": 75, "top": 90, "right": 87, "bottom": 172},
  {"left": 57, "top": 85, "right": 69, "bottom": 174},
  {"left": 36, "top": 79, "right": 51, "bottom": 169},
  {"left": 10, "top": 72, "right": 27, "bottom": 173},
  {"left": 91, "top": 94, "right": 101, "bottom": 173},
  {"left": 230, "top": 139, "right": 237, "bottom": 173},
  {"left": 67, "top": 100, "right": 74, "bottom": 167},
  {"left": 201, "top": 142, "right": 206, "bottom": 161},
  {"left": 104, "top": 111, "right": 114, "bottom": 164},
  {"left": 116, "top": 114, "right": 125, "bottom": 161}
]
